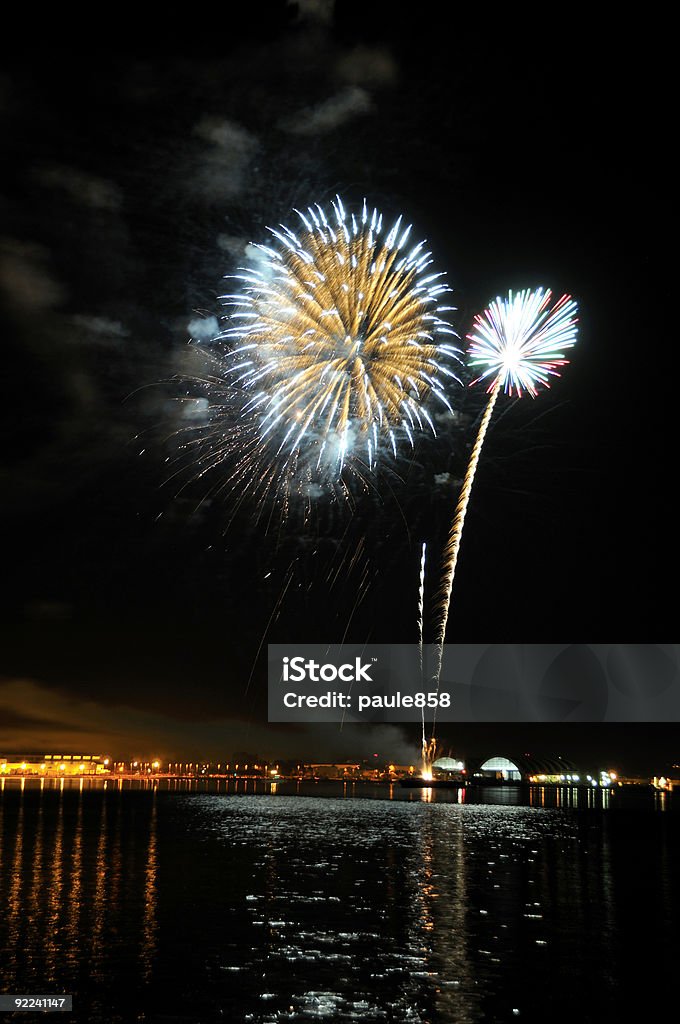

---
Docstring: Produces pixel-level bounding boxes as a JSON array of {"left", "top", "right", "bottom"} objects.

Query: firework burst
[
  {"left": 216, "top": 196, "right": 460, "bottom": 491},
  {"left": 467, "top": 287, "right": 578, "bottom": 397}
]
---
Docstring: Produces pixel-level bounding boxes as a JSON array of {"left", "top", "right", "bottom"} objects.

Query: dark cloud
[
  {"left": 33, "top": 163, "right": 123, "bottom": 212},
  {"left": 279, "top": 86, "right": 372, "bottom": 134},
  {"left": 334, "top": 45, "right": 397, "bottom": 87},
  {"left": 0, "top": 237, "right": 65, "bottom": 310}
]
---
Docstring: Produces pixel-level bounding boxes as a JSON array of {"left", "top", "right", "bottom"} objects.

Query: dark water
[{"left": 0, "top": 780, "right": 677, "bottom": 1023}]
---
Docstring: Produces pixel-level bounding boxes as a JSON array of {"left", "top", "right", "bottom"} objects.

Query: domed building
[{"left": 471, "top": 754, "right": 578, "bottom": 783}]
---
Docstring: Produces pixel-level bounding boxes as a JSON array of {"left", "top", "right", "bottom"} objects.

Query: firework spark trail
[
  {"left": 244, "top": 562, "right": 296, "bottom": 696},
  {"left": 416, "top": 542, "right": 438, "bottom": 781},
  {"left": 431, "top": 376, "right": 502, "bottom": 689},
  {"left": 417, "top": 541, "right": 427, "bottom": 672},
  {"left": 417, "top": 541, "right": 427, "bottom": 756},
  {"left": 430, "top": 287, "right": 578, "bottom": 723}
]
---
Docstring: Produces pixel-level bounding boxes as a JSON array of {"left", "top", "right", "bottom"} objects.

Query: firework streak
[{"left": 433, "top": 288, "right": 578, "bottom": 672}]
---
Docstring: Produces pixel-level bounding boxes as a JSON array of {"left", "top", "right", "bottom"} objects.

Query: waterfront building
[{"left": 0, "top": 753, "right": 111, "bottom": 776}]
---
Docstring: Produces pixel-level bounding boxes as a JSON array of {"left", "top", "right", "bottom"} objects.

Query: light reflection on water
[{"left": 0, "top": 780, "right": 677, "bottom": 1023}]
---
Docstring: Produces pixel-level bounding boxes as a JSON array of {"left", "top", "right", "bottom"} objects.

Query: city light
[{"left": 0, "top": 753, "right": 673, "bottom": 790}]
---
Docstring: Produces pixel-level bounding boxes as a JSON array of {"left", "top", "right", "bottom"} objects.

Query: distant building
[
  {"left": 471, "top": 754, "right": 579, "bottom": 783},
  {"left": 305, "top": 763, "right": 361, "bottom": 780},
  {"left": 0, "top": 754, "right": 111, "bottom": 776},
  {"left": 433, "top": 757, "right": 465, "bottom": 777},
  {"left": 478, "top": 756, "right": 524, "bottom": 782}
]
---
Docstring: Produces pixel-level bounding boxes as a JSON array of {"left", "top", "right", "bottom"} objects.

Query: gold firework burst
[{"left": 221, "top": 196, "right": 461, "bottom": 475}]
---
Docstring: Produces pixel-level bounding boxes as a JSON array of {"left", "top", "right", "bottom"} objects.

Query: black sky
[{"left": 0, "top": 2, "right": 676, "bottom": 767}]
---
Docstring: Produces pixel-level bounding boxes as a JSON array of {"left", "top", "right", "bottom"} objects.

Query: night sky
[{"left": 0, "top": 3, "right": 675, "bottom": 770}]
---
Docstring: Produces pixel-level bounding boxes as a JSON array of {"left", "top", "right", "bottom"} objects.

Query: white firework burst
[
  {"left": 218, "top": 195, "right": 461, "bottom": 477},
  {"left": 467, "top": 287, "right": 579, "bottom": 397}
]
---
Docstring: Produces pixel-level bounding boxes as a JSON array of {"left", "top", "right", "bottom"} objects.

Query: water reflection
[
  {"left": 411, "top": 798, "right": 478, "bottom": 1022},
  {"left": 30, "top": 795, "right": 45, "bottom": 938},
  {"left": 67, "top": 794, "right": 83, "bottom": 962},
  {"left": 91, "top": 793, "right": 108, "bottom": 981},
  {"left": 0, "top": 784, "right": 160, "bottom": 1023},
  {"left": 45, "top": 792, "right": 65, "bottom": 983},
  {"left": 528, "top": 784, "right": 612, "bottom": 810},
  {"left": 5, "top": 797, "right": 24, "bottom": 988},
  {"left": 142, "top": 792, "right": 158, "bottom": 981},
  {"left": 0, "top": 780, "right": 677, "bottom": 1024}
]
